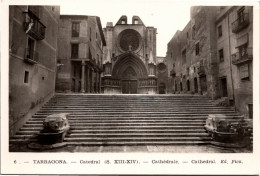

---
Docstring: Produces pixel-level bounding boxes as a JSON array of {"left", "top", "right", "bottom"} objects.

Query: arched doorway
[
  {"left": 194, "top": 77, "right": 198, "bottom": 93},
  {"left": 187, "top": 80, "right": 190, "bottom": 91},
  {"left": 121, "top": 66, "right": 138, "bottom": 94},
  {"left": 175, "top": 80, "right": 177, "bottom": 92},
  {"left": 159, "top": 83, "right": 166, "bottom": 94},
  {"left": 111, "top": 53, "right": 149, "bottom": 94}
]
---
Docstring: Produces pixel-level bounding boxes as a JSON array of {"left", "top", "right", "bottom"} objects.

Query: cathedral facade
[{"left": 102, "top": 16, "right": 158, "bottom": 94}]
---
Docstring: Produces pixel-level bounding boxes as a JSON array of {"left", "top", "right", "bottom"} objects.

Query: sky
[{"left": 60, "top": 0, "right": 191, "bottom": 56}]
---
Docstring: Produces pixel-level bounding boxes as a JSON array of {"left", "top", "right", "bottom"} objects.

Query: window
[
  {"left": 134, "top": 19, "right": 138, "bottom": 24},
  {"left": 238, "top": 44, "right": 248, "bottom": 58},
  {"left": 121, "top": 20, "right": 126, "bottom": 24},
  {"left": 96, "top": 32, "right": 98, "bottom": 39},
  {"left": 24, "top": 71, "right": 29, "bottom": 83},
  {"left": 219, "top": 49, "right": 224, "bottom": 62},
  {"left": 218, "top": 25, "right": 222, "bottom": 37},
  {"left": 195, "top": 43, "right": 200, "bottom": 55},
  {"left": 26, "top": 37, "right": 35, "bottom": 60},
  {"left": 182, "top": 49, "right": 186, "bottom": 65},
  {"left": 72, "top": 22, "right": 80, "bottom": 37},
  {"left": 71, "top": 44, "right": 79, "bottom": 58}
]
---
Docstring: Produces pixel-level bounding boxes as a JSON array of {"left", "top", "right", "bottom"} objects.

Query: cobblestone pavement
[{"left": 9, "top": 144, "right": 252, "bottom": 153}]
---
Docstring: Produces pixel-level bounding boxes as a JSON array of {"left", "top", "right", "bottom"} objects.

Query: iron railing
[
  {"left": 232, "top": 47, "right": 252, "bottom": 65},
  {"left": 231, "top": 13, "right": 250, "bottom": 33},
  {"left": 24, "top": 12, "right": 46, "bottom": 40}
]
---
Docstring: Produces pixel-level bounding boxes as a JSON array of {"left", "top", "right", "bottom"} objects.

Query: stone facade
[
  {"left": 55, "top": 15, "right": 106, "bottom": 93},
  {"left": 102, "top": 16, "right": 157, "bottom": 94},
  {"left": 166, "top": 6, "right": 253, "bottom": 118},
  {"left": 157, "top": 57, "right": 168, "bottom": 94},
  {"left": 216, "top": 6, "right": 253, "bottom": 118},
  {"left": 9, "top": 6, "right": 60, "bottom": 136}
]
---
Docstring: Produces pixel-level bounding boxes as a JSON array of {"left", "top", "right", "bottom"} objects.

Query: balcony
[
  {"left": 197, "top": 65, "right": 205, "bottom": 76},
  {"left": 232, "top": 48, "right": 252, "bottom": 65},
  {"left": 231, "top": 13, "right": 250, "bottom": 33},
  {"left": 23, "top": 12, "right": 46, "bottom": 40},
  {"left": 24, "top": 48, "right": 39, "bottom": 64}
]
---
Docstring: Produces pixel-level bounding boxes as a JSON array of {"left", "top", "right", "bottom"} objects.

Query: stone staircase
[{"left": 10, "top": 93, "right": 244, "bottom": 146}]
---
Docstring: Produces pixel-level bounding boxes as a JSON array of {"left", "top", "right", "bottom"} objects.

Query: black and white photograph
[{"left": 1, "top": 0, "right": 259, "bottom": 175}]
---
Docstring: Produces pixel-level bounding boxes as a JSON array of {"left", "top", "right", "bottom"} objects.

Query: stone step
[
  {"left": 19, "top": 128, "right": 206, "bottom": 133},
  {"left": 64, "top": 136, "right": 211, "bottom": 142},
  {"left": 10, "top": 93, "right": 244, "bottom": 146},
  {"left": 38, "top": 109, "right": 235, "bottom": 111},
  {"left": 22, "top": 123, "right": 205, "bottom": 127},
  {"left": 45, "top": 104, "right": 217, "bottom": 107},
  {"left": 32, "top": 114, "right": 243, "bottom": 118},
  {"left": 67, "top": 133, "right": 209, "bottom": 137},
  {"left": 35, "top": 111, "right": 238, "bottom": 115},
  {"left": 26, "top": 119, "right": 206, "bottom": 124},
  {"left": 21, "top": 125, "right": 205, "bottom": 129},
  {"left": 26, "top": 122, "right": 205, "bottom": 126},
  {"left": 42, "top": 104, "right": 234, "bottom": 110},
  {"left": 9, "top": 139, "right": 211, "bottom": 145},
  {"left": 66, "top": 126, "right": 205, "bottom": 129},
  {"left": 64, "top": 141, "right": 211, "bottom": 145}
]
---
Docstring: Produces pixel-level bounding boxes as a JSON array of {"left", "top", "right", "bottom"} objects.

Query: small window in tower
[
  {"left": 134, "top": 19, "right": 138, "bottom": 24},
  {"left": 121, "top": 20, "right": 126, "bottom": 24},
  {"left": 24, "top": 71, "right": 29, "bottom": 84}
]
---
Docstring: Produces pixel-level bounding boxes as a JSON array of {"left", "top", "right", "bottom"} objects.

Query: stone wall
[
  {"left": 56, "top": 15, "right": 105, "bottom": 93},
  {"left": 9, "top": 6, "right": 60, "bottom": 136},
  {"left": 167, "top": 6, "right": 253, "bottom": 118}
]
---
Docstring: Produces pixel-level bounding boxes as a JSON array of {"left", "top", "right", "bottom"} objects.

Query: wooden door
[{"left": 122, "top": 80, "right": 137, "bottom": 94}]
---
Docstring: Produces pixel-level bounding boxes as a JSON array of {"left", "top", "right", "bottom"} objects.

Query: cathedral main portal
[
  {"left": 121, "top": 66, "right": 138, "bottom": 94},
  {"left": 103, "top": 53, "right": 157, "bottom": 94}
]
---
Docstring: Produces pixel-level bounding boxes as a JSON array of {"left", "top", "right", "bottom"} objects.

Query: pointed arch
[{"left": 112, "top": 53, "right": 148, "bottom": 79}]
